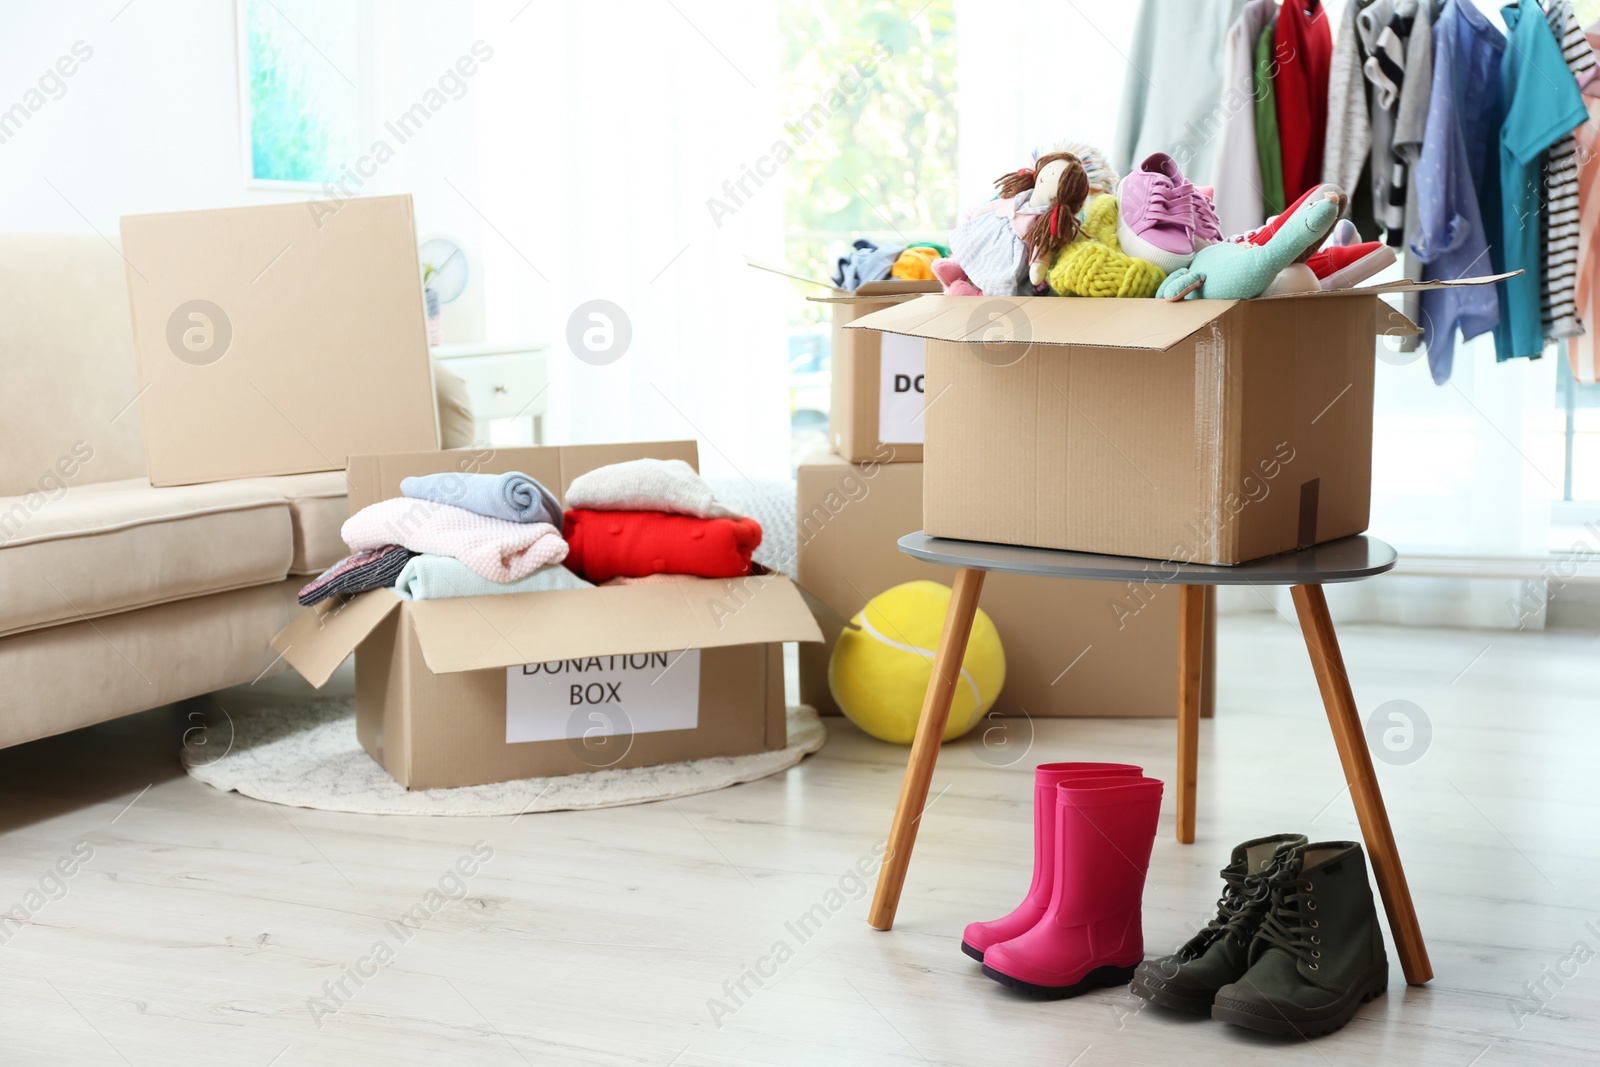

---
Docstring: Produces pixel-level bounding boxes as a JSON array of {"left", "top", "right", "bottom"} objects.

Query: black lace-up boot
[
  {"left": 1212, "top": 840, "right": 1388, "bottom": 1036},
  {"left": 1129, "top": 833, "right": 1306, "bottom": 1013}
]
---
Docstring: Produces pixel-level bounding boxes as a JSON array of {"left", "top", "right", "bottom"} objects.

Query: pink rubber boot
[
  {"left": 981, "top": 774, "right": 1163, "bottom": 998},
  {"left": 961, "top": 763, "right": 1142, "bottom": 961}
]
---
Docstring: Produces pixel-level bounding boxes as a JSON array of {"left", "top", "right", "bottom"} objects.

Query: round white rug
[{"left": 183, "top": 698, "right": 826, "bottom": 816}]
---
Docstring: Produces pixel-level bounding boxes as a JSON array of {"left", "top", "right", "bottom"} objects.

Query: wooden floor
[{"left": 1, "top": 615, "right": 1597, "bottom": 1066}]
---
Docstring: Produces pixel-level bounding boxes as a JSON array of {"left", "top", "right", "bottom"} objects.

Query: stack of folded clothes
[
  {"left": 296, "top": 470, "right": 592, "bottom": 605},
  {"left": 562, "top": 458, "right": 763, "bottom": 585}
]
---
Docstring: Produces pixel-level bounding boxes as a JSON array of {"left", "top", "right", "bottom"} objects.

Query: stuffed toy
[
  {"left": 945, "top": 151, "right": 1093, "bottom": 296},
  {"left": 1156, "top": 188, "right": 1341, "bottom": 301},
  {"left": 1045, "top": 195, "right": 1167, "bottom": 299}
]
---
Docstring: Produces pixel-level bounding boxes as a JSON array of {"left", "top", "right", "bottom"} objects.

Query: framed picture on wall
[{"left": 235, "top": 0, "right": 364, "bottom": 188}]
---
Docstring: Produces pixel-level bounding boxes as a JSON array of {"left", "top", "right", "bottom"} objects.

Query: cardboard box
[
  {"left": 272, "top": 442, "right": 822, "bottom": 789},
  {"left": 846, "top": 280, "right": 1506, "bottom": 564},
  {"left": 121, "top": 195, "right": 440, "bottom": 486},
  {"left": 820, "top": 281, "right": 941, "bottom": 463},
  {"left": 749, "top": 260, "right": 938, "bottom": 462},
  {"left": 795, "top": 452, "right": 1214, "bottom": 719}
]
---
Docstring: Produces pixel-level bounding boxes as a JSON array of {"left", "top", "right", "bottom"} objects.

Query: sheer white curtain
[
  {"left": 953, "top": 0, "right": 1560, "bottom": 629},
  {"left": 469, "top": 0, "right": 790, "bottom": 480}
]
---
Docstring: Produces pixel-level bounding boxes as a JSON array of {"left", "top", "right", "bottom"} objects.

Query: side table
[{"left": 866, "top": 532, "right": 1431, "bottom": 986}]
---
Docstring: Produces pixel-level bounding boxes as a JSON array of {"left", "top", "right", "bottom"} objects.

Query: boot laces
[
  {"left": 1181, "top": 855, "right": 1279, "bottom": 958},
  {"left": 1254, "top": 862, "right": 1322, "bottom": 969}
]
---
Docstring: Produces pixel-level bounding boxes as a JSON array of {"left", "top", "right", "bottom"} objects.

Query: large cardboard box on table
[
  {"left": 847, "top": 280, "right": 1506, "bottom": 565},
  {"left": 272, "top": 441, "right": 822, "bottom": 789},
  {"left": 120, "top": 194, "right": 440, "bottom": 486},
  {"left": 796, "top": 452, "right": 1213, "bottom": 719}
]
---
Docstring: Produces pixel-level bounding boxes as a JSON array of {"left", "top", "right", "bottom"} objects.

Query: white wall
[{"left": 0, "top": 0, "right": 491, "bottom": 341}]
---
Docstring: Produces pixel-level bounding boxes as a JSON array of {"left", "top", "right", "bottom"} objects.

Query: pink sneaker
[{"left": 1116, "top": 153, "right": 1221, "bottom": 273}]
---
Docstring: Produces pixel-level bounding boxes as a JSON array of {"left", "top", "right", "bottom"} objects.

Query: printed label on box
[
  {"left": 878, "top": 333, "right": 926, "bottom": 445},
  {"left": 505, "top": 650, "right": 701, "bottom": 744}
]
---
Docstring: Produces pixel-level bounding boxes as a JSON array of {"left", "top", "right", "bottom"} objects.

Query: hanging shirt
[
  {"left": 1492, "top": 0, "right": 1588, "bottom": 363},
  {"left": 1215, "top": 0, "right": 1280, "bottom": 236},
  {"left": 1573, "top": 22, "right": 1600, "bottom": 382},
  {"left": 1542, "top": 0, "right": 1597, "bottom": 341},
  {"left": 1112, "top": 0, "right": 1248, "bottom": 186},
  {"left": 1410, "top": 0, "right": 1504, "bottom": 384},
  {"left": 1274, "top": 0, "right": 1333, "bottom": 204},
  {"left": 1255, "top": 14, "right": 1286, "bottom": 218},
  {"left": 1323, "top": 0, "right": 1378, "bottom": 236}
]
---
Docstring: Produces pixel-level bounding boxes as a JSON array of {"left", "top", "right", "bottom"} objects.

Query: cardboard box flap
[
  {"left": 345, "top": 441, "right": 698, "bottom": 513},
  {"left": 271, "top": 591, "right": 403, "bottom": 688},
  {"left": 1257, "top": 269, "right": 1519, "bottom": 299},
  {"left": 747, "top": 259, "right": 942, "bottom": 296},
  {"left": 845, "top": 295, "right": 1236, "bottom": 351},
  {"left": 406, "top": 575, "right": 824, "bottom": 674},
  {"left": 853, "top": 279, "right": 944, "bottom": 295},
  {"left": 1376, "top": 303, "right": 1423, "bottom": 336},
  {"left": 807, "top": 292, "right": 932, "bottom": 306}
]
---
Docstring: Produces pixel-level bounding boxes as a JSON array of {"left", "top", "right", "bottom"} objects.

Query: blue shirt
[
  {"left": 1493, "top": 0, "right": 1589, "bottom": 361},
  {"left": 1411, "top": 0, "right": 1504, "bottom": 384}
]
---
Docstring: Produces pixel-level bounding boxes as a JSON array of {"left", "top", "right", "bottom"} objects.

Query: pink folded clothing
[{"left": 342, "top": 498, "right": 568, "bottom": 583}]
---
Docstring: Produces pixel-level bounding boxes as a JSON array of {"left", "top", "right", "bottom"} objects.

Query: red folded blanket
[{"left": 562, "top": 509, "right": 762, "bottom": 583}]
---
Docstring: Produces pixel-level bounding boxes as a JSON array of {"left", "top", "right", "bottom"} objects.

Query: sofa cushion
[
  {"left": 0, "top": 578, "right": 302, "bottom": 749},
  {"left": 234, "top": 472, "right": 349, "bottom": 575},
  {"left": 0, "top": 478, "right": 292, "bottom": 638}
]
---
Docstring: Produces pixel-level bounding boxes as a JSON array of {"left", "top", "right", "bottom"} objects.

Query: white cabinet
[{"left": 432, "top": 341, "right": 548, "bottom": 445}]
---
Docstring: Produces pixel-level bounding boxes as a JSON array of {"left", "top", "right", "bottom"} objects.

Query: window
[{"left": 778, "top": 0, "right": 957, "bottom": 467}]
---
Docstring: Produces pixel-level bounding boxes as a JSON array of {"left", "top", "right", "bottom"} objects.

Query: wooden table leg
[
  {"left": 1291, "top": 584, "right": 1432, "bottom": 985},
  {"left": 868, "top": 567, "right": 986, "bottom": 931},
  {"left": 1176, "top": 584, "right": 1204, "bottom": 844},
  {"left": 1201, "top": 585, "right": 1217, "bottom": 719}
]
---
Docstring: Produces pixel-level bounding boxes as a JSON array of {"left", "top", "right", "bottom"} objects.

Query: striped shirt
[{"left": 1544, "top": 1, "right": 1597, "bottom": 341}]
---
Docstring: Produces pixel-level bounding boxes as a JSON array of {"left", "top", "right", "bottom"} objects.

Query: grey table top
[{"left": 897, "top": 532, "right": 1396, "bottom": 586}]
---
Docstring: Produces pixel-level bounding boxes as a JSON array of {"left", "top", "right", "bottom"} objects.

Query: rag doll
[
  {"left": 1156, "top": 188, "right": 1341, "bottom": 301},
  {"left": 940, "top": 152, "right": 1092, "bottom": 296}
]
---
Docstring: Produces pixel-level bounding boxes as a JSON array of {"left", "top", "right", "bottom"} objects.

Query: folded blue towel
[
  {"left": 393, "top": 554, "right": 593, "bottom": 601},
  {"left": 400, "top": 470, "right": 560, "bottom": 525}
]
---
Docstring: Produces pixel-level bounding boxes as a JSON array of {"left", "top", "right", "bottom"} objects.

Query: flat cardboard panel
[
  {"left": 344, "top": 440, "right": 700, "bottom": 514},
  {"left": 795, "top": 453, "right": 1211, "bottom": 718},
  {"left": 121, "top": 195, "right": 440, "bottom": 486},
  {"left": 404, "top": 577, "right": 821, "bottom": 674},
  {"left": 384, "top": 617, "right": 777, "bottom": 789}
]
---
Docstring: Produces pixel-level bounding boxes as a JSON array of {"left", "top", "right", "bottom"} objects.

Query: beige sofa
[{"left": 0, "top": 234, "right": 471, "bottom": 750}]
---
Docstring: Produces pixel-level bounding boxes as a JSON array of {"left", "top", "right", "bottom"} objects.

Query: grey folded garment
[
  {"left": 399, "top": 470, "right": 561, "bottom": 525},
  {"left": 297, "top": 545, "right": 415, "bottom": 606},
  {"left": 393, "top": 553, "right": 593, "bottom": 601}
]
